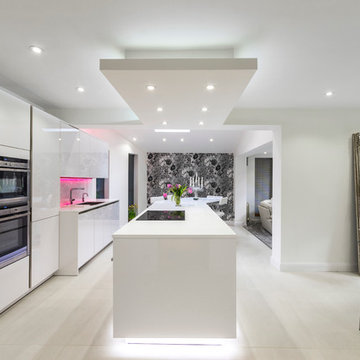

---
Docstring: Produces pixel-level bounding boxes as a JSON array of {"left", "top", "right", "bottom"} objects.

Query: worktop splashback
[
  {"left": 60, "top": 178, "right": 95, "bottom": 206},
  {"left": 147, "top": 152, "right": 234, "bottom": 220}
]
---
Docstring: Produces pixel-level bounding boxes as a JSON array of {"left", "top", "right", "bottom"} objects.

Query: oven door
[
  {"left": 0, "top": 168, "right": 29, "bottom": 207},
  {"left": 0, "top": 212, "right": 29, "bottom": 269}
]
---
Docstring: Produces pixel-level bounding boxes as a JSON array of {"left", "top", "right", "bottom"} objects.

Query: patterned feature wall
[{"left": 147, "top": 153, "right": 234, "bottom": 220}]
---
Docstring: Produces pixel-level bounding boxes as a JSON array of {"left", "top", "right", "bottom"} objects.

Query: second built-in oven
[{"left": 0, "top": 155, "right": 30, "bottom": 269}]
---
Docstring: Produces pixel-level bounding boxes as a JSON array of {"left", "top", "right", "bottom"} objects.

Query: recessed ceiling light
[
  {"left": 58, "top": 138, "right": 62, "bottom": 141},
  {"left": 162, "top": 121, "right": 167, "bottom": 125},
  {"left": 76, "top": 137, "right": 80, "bottom": 141},
  {"left": 29, "top": 45, "right": 43, "bottom": 54},
  {"left": 209, "top": 138, "right": 214, "bottom": 142},
  {"left": 154, "top": 129, "right": 190, "bottom": 133},
  {"left": 264, "top": 151, "right": 267, "bottom": 155},
  {"left": 201, "top": 107, "right": 208, "bottom": 112},
  {"left": 146, "top": 84, "right": 156, "bottom": 91},
  {"left": 132, "top": 137, "right": 137, "bottom": 141},
  {"left": 76, "top": 87, "right": 85, "bottom": 93},
  {"left": 162, "top": 138, "right": 167, "bottom": 142},
  {"left": 199, "top": 121, "right": 204, "bottom": 126},
  {"left": 325, "top": 91, "right": 333, "bottom": 97},
  {"left": 206, "top": 84, "right": 215, "bottom": 91},
  {"left": 180, "top": 138, "right": 184, "bottom": 142},
  {"left": 157, "top": 107, "right": 163, "bottom": 112}
]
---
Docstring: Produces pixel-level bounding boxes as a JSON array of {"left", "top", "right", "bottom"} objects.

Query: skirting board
[{"left": 271, "top": 257, "right": 358, "bottom": 272}]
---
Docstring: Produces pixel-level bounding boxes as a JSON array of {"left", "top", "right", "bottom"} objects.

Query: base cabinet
[
  {"left": 58, "top": 201, "right": 119, "bottom": 275},
  {"left": 31, "top": 216, "right": 59, "bottom": 288},
  {"left": 0, "top": 257, "right": 29, "bottom": 312}
]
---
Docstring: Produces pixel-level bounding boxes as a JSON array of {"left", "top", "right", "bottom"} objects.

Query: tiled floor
[{"left": 1, "top": 226, "right": 360, "bottom": 359}]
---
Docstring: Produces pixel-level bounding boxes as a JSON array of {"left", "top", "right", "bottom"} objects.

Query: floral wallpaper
[{"left": 147, "top": 152, "right": 234, "bottom": 220}]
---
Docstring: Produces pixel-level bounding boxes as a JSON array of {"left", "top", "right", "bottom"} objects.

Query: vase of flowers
[
  {"left": 163, "top": 193, "right": 168, "bottom": 200},
  {"left": 167, "top": 183, "right": 192, "bottom": 206}
]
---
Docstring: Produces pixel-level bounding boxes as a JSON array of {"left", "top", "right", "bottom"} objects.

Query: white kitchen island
[{"left": 113, "top": 198, "right": 236, "bottom": 339}]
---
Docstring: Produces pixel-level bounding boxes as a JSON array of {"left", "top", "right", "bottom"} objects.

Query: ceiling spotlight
[
  {"left": 76, "top": 137, "right": 80, "bottom": 141},
  {"left": 29, "top": 45, "right": 43, "bottom": 54},
  {"left": 146, "top": 84, "right": 156, "bottom": 91},
  {"left": 264, "top": 151, "right": 267, "bottom": 155},
  {"left": 157, "top": 107, "right": 163, "bottom": 112},
  {"left": 209, "top": 138, "right": 214, "bottom": 142},
  {"left": 199, "top": 121, "right": 204, "bottom": 126},
  {"left": 77, "top": 87, "right": 85, "bottom": 93},
  {"left": 132, "top": 137, "right": 137, "bottom": 141},
  {"left": 162, "top": 138, "right": 167, "bottom": 142},
  {"left": 206, "top": 84, "right": 215, "bottom": 91},
  {"left": 201, "top": 107, "right": 208, "bottom": 112},
  {"left": 162, "top": 121, "right": 167, "bottom": 125},
  {"left": 180, "top": 138, "right": 184, "bottom": 142},
  {"left": 325, "top": 91, "right": 333, "bottom": 97},
  {"left": 58, "top": 138, "right": 62, "bottom": 141}
]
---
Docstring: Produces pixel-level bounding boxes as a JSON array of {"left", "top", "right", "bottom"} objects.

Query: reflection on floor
[
  {"left": 0, "top": 226, "right": 360, "bottom": 360},
  {"left": 244, "top": 221, "right": 272, "bottom": 248}
]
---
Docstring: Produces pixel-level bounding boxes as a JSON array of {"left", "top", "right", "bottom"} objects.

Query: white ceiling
[
  {"left": 100, "top": 58, "right": 256, "bottom": 127},
  {"left": 0, "top": 0, "right": 359, "bottom": 150}
]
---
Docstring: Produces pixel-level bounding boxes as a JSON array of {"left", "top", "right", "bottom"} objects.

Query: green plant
[{"left": 128, "top": 204, "right": 137, "bottom": 221}]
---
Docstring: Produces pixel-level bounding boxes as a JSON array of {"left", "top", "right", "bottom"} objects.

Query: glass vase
[{"left": 175, "top": 195, "right": 181, "bottom": 206}]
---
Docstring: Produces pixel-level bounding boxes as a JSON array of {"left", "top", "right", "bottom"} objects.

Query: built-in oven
[
  {"left": 0, "top": 155, "right": 29, "bottom": 207},
  {"left": 0, "top": 208, "right": 30, "bottom": 269},
  {"left": 0, "top": 155, "right": 30, "bottom": 269}
]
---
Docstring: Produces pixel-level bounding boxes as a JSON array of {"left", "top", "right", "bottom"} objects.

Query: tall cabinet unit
[
  {"left": 0, "top": 88, "right": 30, "bottom": 150},
  {"left": 31, "top": 108, "right": 60, "bottom": 288}
]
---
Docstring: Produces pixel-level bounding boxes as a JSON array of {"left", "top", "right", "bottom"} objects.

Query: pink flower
[
  {"left": 163, "top": 193, "right": 167, "bottom": 198},
  {"left": 167, "top": 184, "right": 172, "bottom": 188},
  {"left": 188, "top": 187, "right": 193, "bottom": 194},
  {"left": 176, "top": 184, "right": 180, "bottom": 188}
]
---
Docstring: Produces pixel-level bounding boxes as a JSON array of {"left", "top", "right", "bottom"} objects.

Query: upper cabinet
[
  {"left": 60, "top": 124, "right": 108, "bottom": 179},
  {"left": 32, "top": 108, "right": 61, "bottom": 221},
  {"left": 0, "top": 89, "right": 30, "bottom": 150},
  {"left": 91, "top": 136, "right": 109, "bottom": 179},
  {"left": 60, "top": 122, "right": 81, "bottom": 177}
]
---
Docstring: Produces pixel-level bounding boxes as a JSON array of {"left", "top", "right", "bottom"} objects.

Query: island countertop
[{"left": 113, "top": 198, "right": 236, "bottom": 238}]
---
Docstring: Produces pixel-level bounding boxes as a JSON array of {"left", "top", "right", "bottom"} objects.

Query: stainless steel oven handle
[
  {"left": 0, "top": 167, "right": 30, "bottom": 173},
  {"left": 0, "top": 212, "right": 29, "bottom": 222}
]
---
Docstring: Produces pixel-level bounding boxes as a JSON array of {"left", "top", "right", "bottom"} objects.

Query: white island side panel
[{"left": 113, "top": 201, "right": 237, "bottom": 339}]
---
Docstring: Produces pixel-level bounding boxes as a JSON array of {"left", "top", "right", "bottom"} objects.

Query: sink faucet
[
  {"left": 70, "top": 188, "right": 85, "bottom": 205},
  {"left": 82, "top": 192, "right": 89, "bottom": 202}
]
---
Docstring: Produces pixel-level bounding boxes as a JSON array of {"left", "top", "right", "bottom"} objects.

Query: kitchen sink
[{"left": 77, "top": 201, "right": 105, "bottom": 206}]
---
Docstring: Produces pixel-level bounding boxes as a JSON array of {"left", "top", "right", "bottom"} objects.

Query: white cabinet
[
  {"left": 60, "top": 125, "right": 108, "bottom": 178},
  {"left": 60, "top": 122, "right": 80, "bottom": 177},
  {"left": 58, "top": 201, "right": 119, "bottom": 275},
  {"left": 0, "top": 89, "right": 30, "bottom": 150},
  {"left": 32, "top": 108, "right": 60, "bottom": 222},
  {"left": 0, "top": 257, "right": 29, "bottom": 312},
  {"left": 31, "top": 216, "right": 59, "bottom": 288},
  {"left": 94, "top": 207, "right": 104, "bottom": 253},
  {"left": 79, "top": 131, "right": 93, "bottom": 178},
  {"left": 91, "top": 137, "right": 109, "bottom": 178},
  {"left": 78, "top": 211, "right": 95, "bottom": 267}
]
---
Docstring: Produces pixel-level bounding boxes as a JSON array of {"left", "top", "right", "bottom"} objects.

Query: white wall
[
  {"left": 229, "top": 109, "right": 359, "bottom": 271},
  {"left": 84, "top": 129, "right": 147, "bottom": 227},
  {"left": 234, "top": 130, "right": 273, "bottom": 225}
]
